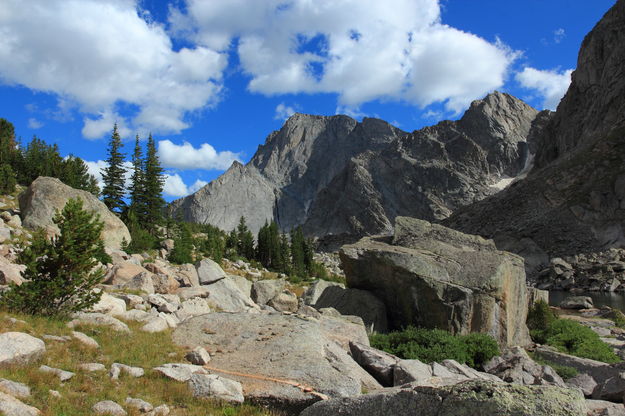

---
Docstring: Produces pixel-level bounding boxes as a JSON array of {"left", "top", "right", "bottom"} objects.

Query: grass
[
  {"left": 529, "top": 353, "right": 578, "bottom": 380},
  {"left": 0, "top": 311, "right": 278, "bottom": 416}
]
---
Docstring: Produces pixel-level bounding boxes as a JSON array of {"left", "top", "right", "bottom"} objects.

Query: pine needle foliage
[
  {"left": 101, "top": 124, "right": 126, "bottom": 214},
  {"left": 0, "top": 198, "right": 106, "bottom": 316}
]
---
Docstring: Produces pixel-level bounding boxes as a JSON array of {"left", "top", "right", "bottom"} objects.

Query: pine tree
[
  {"left": 290, "top": 226, "right": 306, "bottom": 277},
  {"left": 0, "top": 118, "right": 20, "bottom": 169},
  {"left": 61, "top": 155, "right": 99, "bottom": 196},
  {"left": 101, "top": 124, "right": 126, "bottom": 214},
  {"left": 0, "top": 198, "right": 105, "bottom": 316},
  {"left": 0, "top": 164, "right": 16, "bottom": 194},
  {"left": 143, "top": 133, "right": 165, "bottom": 231},
  {"left": 128, "top": 134, "right": 146, "bottom": 224},
  {"left": 236, "top": 216, "right": 255, "bottom": 260},
  {"left": 169, "top": 222, "right": 194, "bottom": 264}
]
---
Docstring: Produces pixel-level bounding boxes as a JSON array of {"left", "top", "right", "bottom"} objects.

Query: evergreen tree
[
  {"left": 61, "top": 155, "right": 99, "bottom": 196},
  {"left": 268, "top": 221, "right": 281, "bottom": 269},
  {"left": 290, "top": 226, "right": 306, "bottom": 277},
  {"left": 277, "top": 233, "right": 291, "bottom": 274},
  {"left": 0, "top": 118, "right": 20, "bottom": 169},
  {"left": 0, "top": 164, "right": 16, "bottom": 194},
  {"left": 0, "top": 198, "right": 105, "bottom": 316},
  {"left": 169, "top": 222, "right": 194, "bottom": 264},
  {"left": 256, "top": 221, "right": 270, "bottom": 265},
  {"left": 143, "top": 133, "right": 165, "bottom": 231},
  {"left": 236, "top": 216, "right": 255, "bottom": 260},
  {"left": 20, "top": 137, "right": 64, "bottom": 184},
  {"left": 101, "top": 124, "right": 126, "bottom": 214},
  {"left": 127, "top": 134, "right": 146, "bottom": 224}
]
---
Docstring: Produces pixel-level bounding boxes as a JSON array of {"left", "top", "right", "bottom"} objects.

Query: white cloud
[
  {"left": 0, "top": 0, "right": 227, "bottom": 138},
  {"left": 84, "top": 159, "right": 133, "bottom": 189},
  {"left": 158, "top": 139, "right": 240, "bottom": 170},
  {"left": 174, "top": 0, "right": 518, "bottom": 113},
  {"left": 82, "top": 111, "right": 132, "bottom": 140},
  {"left": 27, "top": 118, "right": 43, "bottom": 129},
  {"left": 516, "top": 67, "right": 573, "bottom": 110},
  {"left": 274, "top": 103, "right": 296, "bottom": 120},
  {"left": 163, "top": 174, "right": 207, "bottom": 197},
  {"left": 554, "top": 28, "right": 566, "bottom": 44}
]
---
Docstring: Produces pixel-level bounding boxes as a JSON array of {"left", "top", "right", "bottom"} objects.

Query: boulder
[
  {"left": 0, "top": 257, "right": 25, "bottom": 286},
  {"left": 187, "top": 373, "right": 244, "bottom": 403},
  {"left": 150, "top": 273, "right": 180, "bottom": 295},
  {"left": 195, "top": 259, "right": 227, "bottom": 285},
  {"left": 349, "top": 342, "right": 398, "bottom": 386},
  {"left": 567, "top": 373, "right": 598, "bottom": 397},
  {"left": 89, "top": 292, "right": 126, "bottom": 316},
  {"left": 175, "top": 298, "right": 211, "bottom": 322},
  {"left": 312, "top": 285, "right": 388, "bottom": 333},
  {"left": 105, "top": 262, "right": 149, "bottom": 285},
  {"left": 393, "top": 359, "right": 433, "bottom": 386},
  {"left": 533, "top": 345, "right": 616, "bottom": 385},
  {"left": 175, "top": 264, "right": 200, "bottom": 287},
  {"left": 300, "top": 380, "right": 587, "bottom": 416},
  {"left": 203, "top": 276, "right": 259, "bottom": 312},
  {"left": 251, "top": 279, "right": 286, "bottom": 305},
  {"left": 79, "top": 363, "right": 106, "bottom": 372},
  {"left": 0, "top": 391, "right": 40, "bottom": 416},
  {"left": 340, "top": 217, "right": 531, "bottom": 347},
  {"left": 528, "top": 287, "right": 549, "bottom": 307},
  {"left": 39, "top": 365, "right": 74, "bottom": 381},
  {"left": 153, "top": 363, "right": 208, "bottom": 382},
  {"left": 110, "top": 363, "right": 144, "bottom": 380},
  {"left": 141, "top": 317, "right": 169, "bottom": 333},
  {"left": 560, "top": 296, "right": 594, "bottom": 310},
  {"left": 585, "top": 400, "right": 625, "bottom": 416},
  {"left": 92, "top": 400, "right": 126, "bottom": 415},
  {"left": 177, "top": 286, "right": 210, "bottom": 301},
  {"left": 71, "top": 331, "right": 99, "bottom": 349},
  {"left": 172, "top": 312, "right": 382, "bottom": 413},
  {"left": 120, "top": 272, "right": 155, "bottom": 294},
  {"left": 67, "top": 312, "right": 130, "bottom": 333},
  {"left": 19, "top": 177, "right": 130, "bottom": 249},
  {"left": 592, "top": 373, "right": 625, "bottom": 403},
  {"left": 185, "top": 346, "right": 211, "bottom": 365},
  {"left": 484, "top": 346, "right": 566, "bottom": 387},
  {"left": 267, "top": 289, "right": 298, "bottom": 312},
  {"left": 302, "top": 280, "right": 345, "bottom": 306},
  {"left": 0, "top": 379, "right": 31, "bottom": 399},
  {"left": 229, "top": 274, "right": 253, "bottom": 297},
  {"left": 0, "top": 332, "right": 45, "bottom": 367},
  {"left": 125, "top": 397, "right": 152, "bottom": 413}
]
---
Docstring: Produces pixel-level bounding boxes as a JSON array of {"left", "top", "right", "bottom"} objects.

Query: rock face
[
  {"left": 170, "top": 92, "right": 540, "bottom": 242},
  {"left": 340, "top": 217, "right": 531, "bottom": 347},
  {"left": 444, "top": 1, "right": 625, "bottom": 269},
  {"left": 300, "top": 380, "right": 587, "bottom": 416},
  {"left": 19, "top": 177, "right": 131, "bottom": 249},
  {"left": 172, "top": 312, "right": 381, "bottom": 413}
]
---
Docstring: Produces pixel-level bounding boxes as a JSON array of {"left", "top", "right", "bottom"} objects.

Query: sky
[{"left": 0, "top": 0, "right": 616, "bottom": 201}]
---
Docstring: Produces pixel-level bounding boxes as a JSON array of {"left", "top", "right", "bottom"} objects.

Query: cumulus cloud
[
  {"left": 274, "top": 103, "right": 297, "bottom": 120},
  {"left": 0, "top": 0, "right": 226, "bottom": 138},
  {"left": 84, "top": 159, "right": 133, "bottom": 189},
  {"left": 171, "top": 0, "right": 518, "bottom": 113},
  {"left": 28, "top": 118, "right": 43, "bottom": 129},
  {"left": 159, "top": 139, "right": 240, "bottom": 170},
  {"left": 516, "top": 67, "right": 573, "bottom": 110},
  {"left": 82, "top": 111, "right": 132, "bottom": 140},
  {"left": 163, "top": 174, "right": 208, "bottom": 197}
]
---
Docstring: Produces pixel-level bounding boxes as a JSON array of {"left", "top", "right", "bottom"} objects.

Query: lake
[{"left": 549, "top": 290, "right": 625, "bottom": 312}]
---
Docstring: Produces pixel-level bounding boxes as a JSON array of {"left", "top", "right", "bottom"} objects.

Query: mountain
[
  {"left": 443, "top": 0, "right": 625, "bottom": 274},
  {"left": 170, "top": 92, "right": 542, "bottom": 244}
]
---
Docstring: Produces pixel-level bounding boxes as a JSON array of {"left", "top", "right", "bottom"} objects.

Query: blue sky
[{"left": 0, "top": 0, "right": 615, "bottom": 200}]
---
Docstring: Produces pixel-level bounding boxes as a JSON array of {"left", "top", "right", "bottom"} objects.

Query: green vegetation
[
  {"left": 370, "top": 326, "right": 500, "bottom": 369},
  {"left": 0, "top": 199, "right": 107, "bottom": 316},
  {"left": 101, "top": 124, "right": 127, "bottom": 215},
  {"left": 168, "top": 222, "right": 194, "bottom": 264},
  {"left": 527, "top": 300, "right": 620, "bottom": 364},
  {"left": 605, "top": 309, "right": 625, "bottom": 328},
  {"left": 0, "top": 163, "right": 16, "bottom": 194},
  {"left": 0, "top": 311, "right": 276, "bottom": 416},
  {"left": 530, "top": 353, "right": 578, "bottom": 380}
]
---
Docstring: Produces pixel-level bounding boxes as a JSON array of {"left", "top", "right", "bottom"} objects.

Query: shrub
[
  {"left": 370, "top": 326, "right": 499, "bottom": 369},
  {"left": 0, "top": 198, "right": 104, "bottom": 316},
  {"left": 605, "top": 309, "right": 625, "bottom": 328},
  {"left": 544, "top": 319, "right": 620, "bottom": 363},
  {"left": 527, "top": 299, "right": 558, "bottom": 344}
]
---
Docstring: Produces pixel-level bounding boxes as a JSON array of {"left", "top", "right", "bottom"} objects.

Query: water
[{"left": 549, "top": 290, "right": 625, "bottom": 312}]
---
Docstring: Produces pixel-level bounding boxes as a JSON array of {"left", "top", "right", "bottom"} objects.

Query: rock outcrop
[
  {"left": 19, "top": 177, "right": 131, "bottom": 249},
  {"left": 170, "top": 92, "right": 541, "bottom": 243},
  {"left": 340, "top": 217, "right": 531, "bottom": 347},
  {"left": 444, "top": 1, "right": 625, "bottom": 270}
]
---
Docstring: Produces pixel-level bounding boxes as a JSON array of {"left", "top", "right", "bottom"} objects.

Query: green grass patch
[
  {"left": 530, "top": 353, "right": 579, "bottom": 380},
  {"left": 370, "top": 326, "right": 499, "bottom": 369},
  {"left": 0, "top": 311, "right": 278, "bottom": 416}
]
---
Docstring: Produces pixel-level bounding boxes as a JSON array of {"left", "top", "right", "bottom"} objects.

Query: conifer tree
[
  {"left": 236, "top": 216, "right": 255, "bottom": 260},
  {"left": 169, "top": 222, "right": 194, "bottom": 264},
  {"left": 101, "top": 124, "right": 126, "bottom": 214},
  {"left": 0, "top": 164, "right": 16, "bottom": 194},
  {"left": 0, "top": 118, "right": 20, "bottom": 169},
  {"left": 128, "top": 134, "right": 146, "bottom": 223},
  {"left": 143, "top": 133, "right": 165, "bottom": 231},
  {"left": 61, "top": 155, "right": 99, "bottom": 196},
  {"left": 0, "top": 198, "right": 105, "bottom": 316},
  {"left": 290, "top": 226, "right": 306, "bottom": 277}
]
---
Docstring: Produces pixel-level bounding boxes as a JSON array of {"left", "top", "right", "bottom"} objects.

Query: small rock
[
  {"left": 149, "top": 404, "right": 170, "bottom": 415},
  {"left": 560, "top": 296, "right": 594, "bottom": 310},
  {"left": 42, "top": 334, "right": 70, "bottom": 342},
  {"left": 141, "top": 316, "right": 169, "bottom": 333},
  {"left": 79, "top": 363, "right": 106, "bottom": 372},
  {"left": 185, "top": 347, "right": 211, "bottom": 365},
  {"left": 110, "top": 363, "right": 144, "bottom": 380},
  {"left": 125, "top": 397, "right": 153, "bottom": 413},
  {"left": 72, "top": 331, "right": 99, "bottom": 348},
  {"left": 267, "top": 290, "right": 298, "bottom": 313},
  {"left": 48, "top": 390, "right": 61, "bottom": 398},
  {"left": 187, "top": 373, "right": 244, "bottom": 403},
  {"left": 92, "top": 400, "right": 127, "bottom": 415},
  {"left": 0, "top": 379, "right": 31, "bottom": 399},
  {"left": 39, "top": 365, "right": 74, "bottom": 381},
  {"left": 153, "top": 363, "right": 207, "bottom": 382},
  {"left": 67, "top": 313, "right": 130, "bottom": 333}
]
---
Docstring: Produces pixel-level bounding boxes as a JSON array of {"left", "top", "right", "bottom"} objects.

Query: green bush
[
  {"left": 527, "top": 299, "right": 558, "bottom": 343},
  {"left": 0, "top": 163, "right": 16, "bottom": 194},
  {"left": 544, "top": 319, "right": 620, "bottom": 363},
  {"left": 0, "top": 198, "right": 104, "bottom": 316},
  {"left": 530, "top": 353, "right": 578, "bottom": 380},
  {"left": 370, "top": 326, "right": 499, "bottom": 369},
  {"left": 605, "top": 309, "right": 625, "bottom": 328}
]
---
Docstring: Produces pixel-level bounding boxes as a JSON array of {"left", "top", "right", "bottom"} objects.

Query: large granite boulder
[
  {"left": 300, "top": 379, "right": 587, "bottom": 416},
  {"left": 0, "top": 332, "right": 45, "bottom": 367},
  {"left": 340, "top": 217, "right": 531, "bottom": 347},
  {"left": 19, "top": 177, "right": 130, "bottom": 249},
  {"left": 172, "top": 312, "right": 381, "bottom": 413}
]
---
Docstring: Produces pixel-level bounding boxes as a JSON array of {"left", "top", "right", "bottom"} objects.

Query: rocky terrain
[
  {"left": 444, "top": 0, "right": 625, "bottom": 276},
  {"left": 170, "top": 91, "right": 542, "bottom": 247}
]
